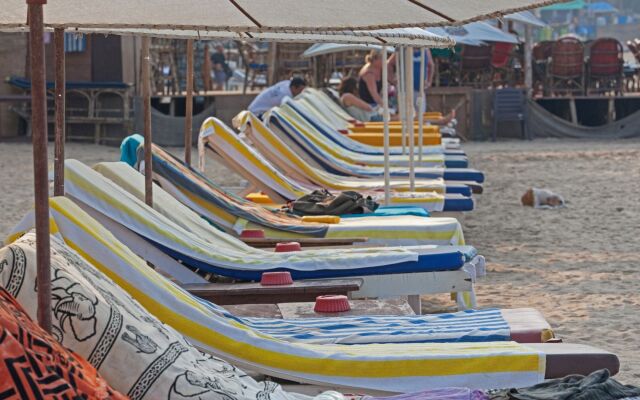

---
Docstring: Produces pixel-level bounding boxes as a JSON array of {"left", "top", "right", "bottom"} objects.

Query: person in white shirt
[{"left": 247, "top": 77, "right": 307, "bottom": 115}]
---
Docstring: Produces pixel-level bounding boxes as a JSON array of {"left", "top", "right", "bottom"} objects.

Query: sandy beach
[{"left": 1, "top": 138, "right": 639, "bottom": 383}]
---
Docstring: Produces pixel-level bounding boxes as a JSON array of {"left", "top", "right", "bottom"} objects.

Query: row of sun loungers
[{"left": 1, "top": 87, "right": 623, "bottom": 397}]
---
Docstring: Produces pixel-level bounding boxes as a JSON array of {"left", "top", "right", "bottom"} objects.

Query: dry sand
[{"left": 0, "top": 138, "right": 639, "bottom": 384}]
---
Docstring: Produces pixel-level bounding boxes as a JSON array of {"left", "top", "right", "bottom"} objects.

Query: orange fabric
[{"left": 0, "top": 287, "right": 128, "bottom": 400}]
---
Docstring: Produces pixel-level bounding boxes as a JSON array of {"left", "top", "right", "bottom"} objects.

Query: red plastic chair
[{"left": 491, "top": 42, "right": 515, "bottom": 86}]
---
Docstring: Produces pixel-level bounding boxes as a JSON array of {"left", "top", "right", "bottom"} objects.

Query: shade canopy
[
  {"left": 587, "top": 1, "right": 617, "bottom": 13},
  {"left": 303, "top": 43, "right": 395, "bottom": 58},
  {"left": 505, "top": 11, "right": 547, "bottom": 27},
  {"left": 541, "top": 0, "right": 585, "bottom": 11},
  {"left": 2, "top": 0, "right": 565, "bottom": 32},
  {"left": 427, "top": 21, "right": 518, "bottom": 45},
  {"left": 90, "top": 27, "right": 456, "bottom": 47}
]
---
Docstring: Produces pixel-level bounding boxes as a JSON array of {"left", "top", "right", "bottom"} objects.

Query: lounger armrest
[
  {"left": 182, "top": 278, "right": 363, "bottom": 305},
  {"left": 240, "top": 237, "right": 368, "bottom": 248}
]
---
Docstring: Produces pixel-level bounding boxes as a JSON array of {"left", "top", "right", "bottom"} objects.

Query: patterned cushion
[
  {"left": 0, "top": 232, "right": 304, "bottom": 400},
  {"left": 0, "top": 286, "right": 126, "bottom": 399}
]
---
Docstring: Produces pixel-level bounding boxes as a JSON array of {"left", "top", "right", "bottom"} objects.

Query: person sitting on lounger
[
  {"left": 358, "top": 50, "right": 385, "bottom": 109},
  {"left": 338, "top": 77, "right": 383, "bottom": 122},
  {"left": 248, "top": 77, "right": 307, "bottom": 116}
]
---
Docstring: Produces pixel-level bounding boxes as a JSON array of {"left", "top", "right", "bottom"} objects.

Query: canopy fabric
[
  {"left": 541, "top": 0, "right": 585, "bottom": 11},
  {"left": 1, "top": 0, "right": 565, "bottom": 32},
  {"left": 427, "top": 22, "right": 519, "bottom": 45},
  {"left": 304, "top": 43, "right": 395, "bottom": 58},
  {"left": 505, "top": 11, "right": 547, "bottom": 28},
  {"left": 82, "top": 27, "right": 456, "bottom": 47},
  {"left": 587, "top": 1, "right": 617, "bottom": 13}
]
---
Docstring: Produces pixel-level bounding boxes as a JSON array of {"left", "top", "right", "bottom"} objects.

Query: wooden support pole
[
  {"left": 141, "top": 36, "right": 153, "bottom": 206},
  {"left": 28, "top": 0, "right": 52, "bottom": 333},
  {"left": 184, "top": 39, "right": 194, "bottom": 166},
  {"left": 53, "top": 28, "right": 65, "bottom": 196}
]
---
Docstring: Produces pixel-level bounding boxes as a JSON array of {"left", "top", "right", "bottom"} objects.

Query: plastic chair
[
  {"left": 492, "top": 88, "right": 528, "bottom": 141},
  {"left": 491, "top": 43, "right": 515, "bottom": 87}
]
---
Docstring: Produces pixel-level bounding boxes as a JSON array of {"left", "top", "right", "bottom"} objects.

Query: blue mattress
[
  {"left": 444, "top": 183, "right": 472, "bottom": 197},
  {"left": 443, "top": 194, "right": 475, "bottom": 212},
  {"left": 150, "top": 238, "right": 467, "bottom": 280},
  {"left": 340, "top": 206, "right": 430, "bottom": 219},
  {"left": 442, "top": 169, "right": 485, "bottom": 183},
  {"left": 444, "top": 156, "right": 469, "bottom": 168}
]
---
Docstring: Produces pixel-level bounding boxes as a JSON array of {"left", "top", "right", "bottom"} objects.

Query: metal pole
[
  {"left": 406, "top": 47, "right": 415, "bottom": 191},
  {"left": 418, "top": 48, "right": 425, "bottom": 163},
  {"left": 28, "top": 0, "right": 52, "bottom": 333},
  {"left": 382, "top": 46, "right": 390, "bottom": 206},
  {"left": 184, "top": 39, "right": 194, "bottom": 165},
  {"left": 397, "top": 48, "right": 407, "bottom": 155},
  {"left": 53, "top": 28, "right": 65, "bottom": 197},
  {"left": 141, "top": 36, "right": 153, "bottom": 206}
]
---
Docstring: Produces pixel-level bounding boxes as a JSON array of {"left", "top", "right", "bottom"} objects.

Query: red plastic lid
[
  {"left": 353, "top": 122, "right": 365, "bottom": 128},
  {"left": 314, "top": 295, "right": 351, "bottom": 313},
  {"left": 240, "top": 229, "right": 265, "bottom": 238},
  {"left": 260, "top": 271, "right": 294, "bottom": 286},
  {"left": 275, "top": 242, "right": 301, "bottom": 252},
  {"left": 347, "top": 119, "right": 357, "bottom": 124},
  {"left": 338, "top": 129, "right": 349, "bottom": 135}
]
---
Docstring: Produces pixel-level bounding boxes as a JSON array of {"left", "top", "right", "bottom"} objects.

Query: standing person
[
  {"left": 210, "top": 44, "right": 231, "bottom": 91},
  {"left": 413, "top": 48, "right": 434, "bottom": 115},
  {"left": 358, "top": 50, "right": 385, "bottom": 108},
  {"left": 247, "top": 77, "right": 307, "bottom": 116},
  {"left": 338, "top": 77, "right": 383, "bottom": 122}
]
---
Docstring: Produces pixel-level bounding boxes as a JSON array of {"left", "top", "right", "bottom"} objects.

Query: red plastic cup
[
  {"left": 314, "top": 295, "right": 351, "bottom": 313},
  {"left": 338, "top": 129, "right": 349, "bottom": 135},
  {"left": 240, "top": 229, "right": 265, "bottom": 238},
  {"left": 260, "top": 271, "right": 294, "bottom": 286},
  {"left": 275, "top": 242, "right": 302, "bottom": 252}
]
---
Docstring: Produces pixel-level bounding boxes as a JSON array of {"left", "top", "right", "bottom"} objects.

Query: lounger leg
[
  {"left": 407, "top": 295, "right": 421, "bottom": 314},
  {"left": 455, "top": 288, "right": 477, "bottom": 310}
]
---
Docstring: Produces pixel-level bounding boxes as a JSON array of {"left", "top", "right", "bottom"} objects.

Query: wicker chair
[
  {"left": 532, "top": 41, "right": 553, "bottom": 95},
  {"left": 587, "top": 38, "right": 624, "bottom": 95},
  {"left": 459, "top": 45, "right": 492, "bottom": 88},
  {"left": 548, "top": 37, "right": 585, "bottom": 96}
]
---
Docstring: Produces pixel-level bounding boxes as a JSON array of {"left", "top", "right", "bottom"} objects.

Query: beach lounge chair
[
  {"left": 284, "top": 101, "right": 469, "bottom": 168},
  {"left": 123, "top": 137, "right": 471, "bottom": 242},
  {"left": 200, "top": 116, "right": 475, "bottom": 213},
  {"left": 287, "top": 89, "right": 466, "bottom": 156},
  {"left": 4, "top": 223, "right": 619, "bottom": 392},
  {"left": 294, "top": 91, "right": 458, "bottom": 149},
  {"left": 264, "top": 105, "right": 483, "bottom": 183},
  {"left": 299, "top": 89, "right": 464, "bottom": 146},
  {"left": 55, "top": 160, "right": 479, "bottom": 310}
]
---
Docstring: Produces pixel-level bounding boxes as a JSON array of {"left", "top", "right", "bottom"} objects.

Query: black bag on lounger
[{"left": 288, "top": 189, "right": 379, "bottom": 216}]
